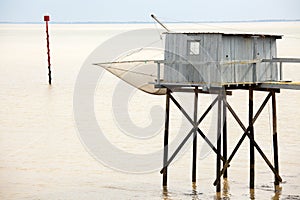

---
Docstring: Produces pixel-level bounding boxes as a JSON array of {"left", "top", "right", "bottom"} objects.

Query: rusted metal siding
[{"left": 164, "top": 33, "right": 280, "bottom": 84}]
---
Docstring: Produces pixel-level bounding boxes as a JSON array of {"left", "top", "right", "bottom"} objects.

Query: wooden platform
[{"left": 155, "top": 81, "right": 300, "bottom": 91}]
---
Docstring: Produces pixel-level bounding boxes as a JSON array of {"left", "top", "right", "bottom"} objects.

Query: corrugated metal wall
[{"left": 164, "top": 33, "right": 279, "bottom": 84}]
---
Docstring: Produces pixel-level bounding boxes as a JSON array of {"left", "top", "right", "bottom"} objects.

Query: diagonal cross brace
[
  {"left": 160, "top": 94, "right": 225, "bottom": 174},
  {"left": 213, "top": 92, "right": 282, "bottom": 186},
  {"left": 169, "top": 94, "right": 226, "bottom": 162}
]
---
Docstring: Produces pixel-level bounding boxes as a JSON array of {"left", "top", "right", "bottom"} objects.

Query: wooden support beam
[
  {"left": 160, "top": 126, "right": 194, "bottom": 174},
  {"left": 249, "top": 88, "right": 255, "bottom": 189},
  {"left": 160, "top": 96, "right": 220, "bottom": 174},
  {"left": 214, "top": 93, "right": 282, "bottom": 186},
  {"left": 223, "top": 93, "right": 228, "bottom": 179},
  {"left": 171, "top": 88, "right": 232, "bottom": 95},
  {"left": 162, "top": 89, "right": 170, "bottom": 187},
  {"left": 272, "top": 91, "right": 280, "bottom": 190},
  {"left": 169, "top": 94, "right": 226, "bottom": 162},
  {"left": 192, "top": 87, "right": 198, "bottom": 184},
  {"left": 216, "top": 92, "right": 222, "bottom": 194},
  {"left": 262, "top": 57, "right": 300, "bottom": 63}
]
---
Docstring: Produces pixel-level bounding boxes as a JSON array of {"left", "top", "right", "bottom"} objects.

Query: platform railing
[
  {"left": 261, "top": 58, "right": 300, "bottom": 81},
  {"left": 155, "top": 58, "right": 300, "bottom": 86}
]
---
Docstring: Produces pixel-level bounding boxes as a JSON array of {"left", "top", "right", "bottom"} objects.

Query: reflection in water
[
  {"left": 215, "top": 192, "right": 221, "bottom": 200},
  {"left": 272, "top": 185, "right": 282, "bottom": 200},
  {"left": 191, "top": 183, "right": 200, "bottom": 200},
  {"left": 250, "top": 188, "right": 255, "bottom": 200},
  {"left": 161, "top": 180, "right": 283, "bottom": 200},
  {"left": 162, "top": 186, "right": 171, "bottom": 200},
  {"left": 162, "top": 184, "right": 202, "bottom": 200},
  {"left": 222, "top": 178, "right": 230, "bottom": 199},
  {"left": 215, "top": 179, "right": 231, "bottom": 200}
]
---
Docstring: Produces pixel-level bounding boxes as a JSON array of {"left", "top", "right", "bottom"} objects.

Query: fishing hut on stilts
[
  {"left": 95, "top": 16, "right": 300, "bottom": 196},
  {"left": 156, "top": 31, "right": 300, "bottom": 195}
]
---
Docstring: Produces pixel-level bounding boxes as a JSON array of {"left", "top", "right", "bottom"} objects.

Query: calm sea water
[{"left": 0, "top": 22, "right": 300, "bottom": 199}]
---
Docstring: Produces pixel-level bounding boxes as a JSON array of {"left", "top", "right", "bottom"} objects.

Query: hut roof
[{"left": 165, "top": 32, "right": 282, "bottom": 39}]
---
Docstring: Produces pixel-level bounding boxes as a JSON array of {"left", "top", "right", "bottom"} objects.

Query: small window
[{"left": 188, "top": 40, "right": 200, "bottom": 55}]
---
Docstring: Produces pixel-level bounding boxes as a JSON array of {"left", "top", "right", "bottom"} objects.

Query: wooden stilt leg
[
  {"left": 192, "top": 87, "right": 198, "bottom": 185},
  {"left": 163, "top": 90, "right": 170, "bottom": 187},
  {"left": 216, "top": 92, "right": 222, "bottom": 196},
  {"left": 249, "top": 88, "right": 255, "bottom": 190},
  {"left": 223, "top": 93, "right": 228, "bottom": 179},
  {"left": 272, "top": 90, "right": 280, "bottom": 191}
]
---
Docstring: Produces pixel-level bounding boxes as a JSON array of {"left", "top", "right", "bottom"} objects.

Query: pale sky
[{"left": 0, "top": 0, "right": 299, "bottom": 22}]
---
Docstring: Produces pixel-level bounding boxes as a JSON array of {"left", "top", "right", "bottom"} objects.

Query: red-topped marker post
[{"left": 44, "top": 15, "right": 51, "bottom": 85}]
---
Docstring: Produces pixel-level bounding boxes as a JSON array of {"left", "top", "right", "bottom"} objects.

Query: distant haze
[{"left": 0, "top": 0, "right": 300, "bottom": 23}]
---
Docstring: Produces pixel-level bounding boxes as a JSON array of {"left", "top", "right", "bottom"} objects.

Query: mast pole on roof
[{"left": 151, "top": 14, "right": 170, "bottom": 32}]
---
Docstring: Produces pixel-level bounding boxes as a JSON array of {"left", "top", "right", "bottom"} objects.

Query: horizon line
[{"left": 0, "top": 19, "right": 300, "bottom": 24}]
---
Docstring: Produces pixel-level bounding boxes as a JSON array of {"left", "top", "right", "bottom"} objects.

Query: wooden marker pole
[{"left": 44, "top": 15, "right": 51, "bottom": 85}]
